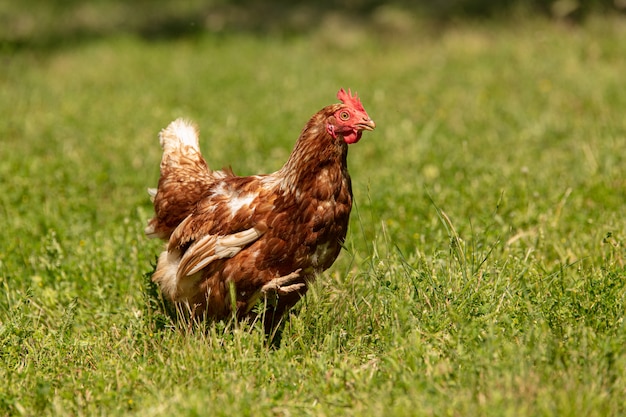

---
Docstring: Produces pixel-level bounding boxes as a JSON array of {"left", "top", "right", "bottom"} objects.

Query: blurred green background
[{"left": 2, "top": 0, "right": 625, "bottom": 50}]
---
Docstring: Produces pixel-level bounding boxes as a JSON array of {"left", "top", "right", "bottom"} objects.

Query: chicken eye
[{"left": 339, "top": 111, "right": 350, "bottom": 121}]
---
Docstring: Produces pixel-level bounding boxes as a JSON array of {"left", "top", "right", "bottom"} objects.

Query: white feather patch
[
  {"left": 177, "top": 226, "right": 266, "bottom": 279},
  {"left": 144, "top": 224, "right": 157, "bottom": 238},
  {"left": 311, "top": 241, "right": 333, "bottom": 268},
  {"left": 227, "top": 193, "right": 256, "bottom": 217},
  {"left": 147, "top": 187, "right": 157, "bottom": 202},
  {"left": 153, "top": 249, "right": 182, "bottom": 300}
]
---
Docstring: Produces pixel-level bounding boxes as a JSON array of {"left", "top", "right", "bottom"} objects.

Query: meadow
[{"left": 1, "top": 6, "right": 625, "bottom": 416}]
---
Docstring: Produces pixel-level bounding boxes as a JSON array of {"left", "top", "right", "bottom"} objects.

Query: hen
[{"left": 145, "top": 88, "right": 375, "bottom": 333}]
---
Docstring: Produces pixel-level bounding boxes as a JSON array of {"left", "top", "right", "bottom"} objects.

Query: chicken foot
[
  {"left": 261, "top": 269, "right": 305, "bottom": 296},
  {"left": 259, "top": 269, "right": 309, "bottom": 340}
]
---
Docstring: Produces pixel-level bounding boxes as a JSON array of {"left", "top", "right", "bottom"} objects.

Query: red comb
[{"left": 337, "top": 88, "right": 365, "bottom": 112}]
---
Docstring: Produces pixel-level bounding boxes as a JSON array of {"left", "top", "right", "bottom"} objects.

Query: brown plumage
[{"left": 145, "top": 89, "right": 375, "bottom": 333}]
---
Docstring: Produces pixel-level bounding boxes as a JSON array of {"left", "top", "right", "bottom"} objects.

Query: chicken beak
[{"left": 356, "top": 118, "right": 376, "bottom": 131}]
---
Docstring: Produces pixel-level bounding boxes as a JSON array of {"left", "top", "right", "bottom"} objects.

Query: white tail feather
[{"left": 159, "top": 118, "right": 200, "bottom": 152}]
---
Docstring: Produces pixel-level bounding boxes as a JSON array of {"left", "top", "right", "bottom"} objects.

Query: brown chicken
[{"left": 145, "top": 88, "right": 375, "bottom": 333}]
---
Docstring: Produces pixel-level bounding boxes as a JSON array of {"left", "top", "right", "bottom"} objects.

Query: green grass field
[{"left": 1, "top": 7, "right": 625, "bottom": 416}]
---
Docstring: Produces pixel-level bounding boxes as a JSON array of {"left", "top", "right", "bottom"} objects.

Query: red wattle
[{"left": 344, "top": 130, "right": 362, "bottom": 144}]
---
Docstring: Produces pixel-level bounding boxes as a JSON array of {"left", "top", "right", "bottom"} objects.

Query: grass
[{"left": 1, "top": 6, "right": 626, "bottom": 416}]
